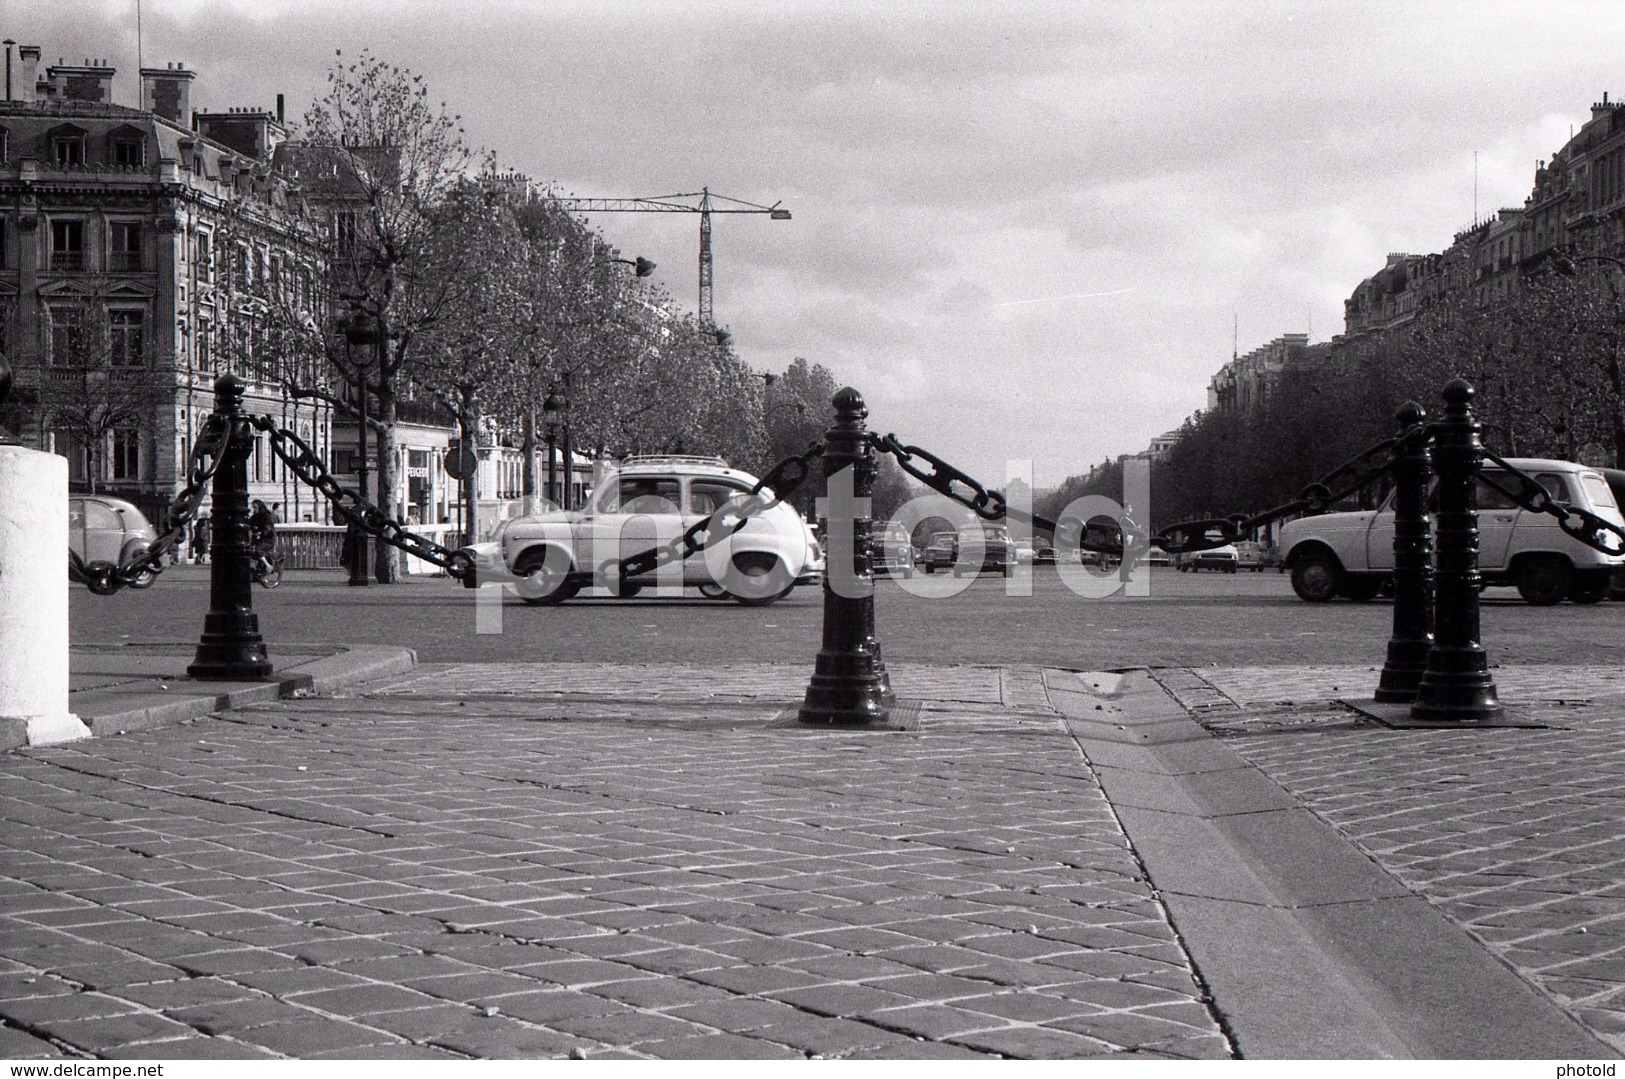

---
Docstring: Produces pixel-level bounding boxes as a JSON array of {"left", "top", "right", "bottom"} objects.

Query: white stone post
[{"left": 0, "top": 446, "right": 89, "bottom": 746}]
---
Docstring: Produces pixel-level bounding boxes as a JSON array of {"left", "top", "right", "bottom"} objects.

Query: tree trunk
[
  {"left": 373, "top": 382, "right": 401, "bottom": 583},
  {"left": 521, "top": 410, "right": 538, "bottom": 515}
]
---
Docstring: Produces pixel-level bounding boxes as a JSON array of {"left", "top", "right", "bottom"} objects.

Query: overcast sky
[{"left": 12, "top": 0, "right": 1623, "bottom": 487}]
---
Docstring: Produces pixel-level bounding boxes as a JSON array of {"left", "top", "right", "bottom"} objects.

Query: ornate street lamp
[
  {"left": 542, "top": 389, "right": 561, "bottom": 507},
  {"left": 342, "top": 305, "right": 380, "bottom": 587}
]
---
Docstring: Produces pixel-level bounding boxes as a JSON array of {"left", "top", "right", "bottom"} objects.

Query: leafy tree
[{"left": 294, "top": 49, "right": 486, "bottom": 579}]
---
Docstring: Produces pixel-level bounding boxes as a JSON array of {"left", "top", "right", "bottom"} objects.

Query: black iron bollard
[
  {"left": 1374, "top": 402, "right": 1434, "bottom": 702},
  {"left": 799, "top": 388, "right": 896, "bottom": 726},
  {"left": 188, "top": 375, "right": 273, "bottom": 681},
  {"left": 1410, "top": 379, "right": 1501, "bottom": 721}
]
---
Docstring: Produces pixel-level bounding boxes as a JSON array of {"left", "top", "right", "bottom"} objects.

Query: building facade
[{"left": 0, "top": 47, "right": 337, "bottom": 539}]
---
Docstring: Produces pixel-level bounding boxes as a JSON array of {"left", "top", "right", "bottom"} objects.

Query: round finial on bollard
[
  {"left": 1396, "top": 400, "right": 1425, "bottom": 426},
  {"left": 215, "top": 373, "right": 246, "bottom": 411},
  {"left": 832, "top": 386, "right": 867, "bottom": 421},
  {"left": 1442, "top": 378, "right": 1474, "bottom": 408}
]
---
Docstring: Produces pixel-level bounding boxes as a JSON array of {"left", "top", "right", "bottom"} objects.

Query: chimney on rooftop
[
  {"left": 47, "top": 58, "right": 115, "bottom": 104},
  {"left": 17, "top": 44, "right": 40, "bottom": 101},
  {"left": 141, "top": 62, "right": 195, "bottom": 123}
]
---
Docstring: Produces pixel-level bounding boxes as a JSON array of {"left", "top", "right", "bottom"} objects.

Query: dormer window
[
  {"left": 48, "top": 123, "right": 88, "bottom": 167},
  {"left": 113, "top": 136, "right": 144, "bottom": 167},
  {"left": 54, "top": 134, "right": 84, "bottom": 166}
]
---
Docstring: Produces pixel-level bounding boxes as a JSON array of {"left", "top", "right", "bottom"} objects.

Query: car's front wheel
[
  {"left": 724, "top": 551, "right": 796, "bottom": 606},
  {"left": 1290, "top": 548, "right": 1343, "bottom": 602},
  {"left": 1516, "top": 555, "right": 1572, "bottom": 606},
  {"left": 513, "top": 548, "right": 576, "bottom": 606}
]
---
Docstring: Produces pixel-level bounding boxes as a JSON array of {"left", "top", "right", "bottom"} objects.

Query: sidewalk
[{"left": 0, "top": 653, "right": 1620, "bottom": 1060}]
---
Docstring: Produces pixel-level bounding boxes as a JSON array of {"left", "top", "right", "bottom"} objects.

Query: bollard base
[
  {"left": 189, "top": 612, "right": 273, "bottom": 681},
  {"left": 780, "top": 699, "right": 921, "bottom": 732},
  {"left": 1373, "top": 639, "right": 1432, "bottom": 703},
  {"left": 1343, "top": 699, "right": 1545, "bottom": 730},
  {"left": 798, "top": 654, "right": 896, "bottom": 727}
]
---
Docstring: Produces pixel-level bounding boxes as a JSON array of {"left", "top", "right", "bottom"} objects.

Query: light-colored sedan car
[
  {"left": 69, "top": 494, "right": 158, "bottom": 586},
  {"left": 463, "top": 455, "right": 818, "bottom": 606},
  {"left": 1279, "top": 457, "right": 1625, "bottom": 605}
]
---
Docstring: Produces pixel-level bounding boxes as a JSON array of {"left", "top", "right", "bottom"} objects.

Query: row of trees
[
  {"left": 1041, "top": 261, "right": 1625, "bottom": 536},
  {"left": 222, "top": 52, "right": 782, "bottom": 577}
]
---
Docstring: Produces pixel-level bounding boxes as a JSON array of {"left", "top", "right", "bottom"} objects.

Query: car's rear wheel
[
  {"left": 514, "top": 549, "right": 575, "bottom": 606},
  {"left": 725, "top": 551, "right": 796, "bottom": 606},
  {"left": 1290, "top": 548, "right": 1342, "bottom": 603},
  {"left": 1570, "top": 570, "right": 1611, "bottom": 605},
  {"left": 698, "top": 582, "right": 729, "bottom": 600},
  {"left": 1516, "top": 555, "right": 1572, "bottom": 606}
]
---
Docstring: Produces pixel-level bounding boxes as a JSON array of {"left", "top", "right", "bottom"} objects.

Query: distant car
[
  {"left": 871, "top": 521, "right": 915, "bottom": 578},
  {"left": 1177, "top": 544, "right": 1239, "bottom": 573},
  {"left": 1145, "top": 548, "right": 1171, "bottom": 566},
  {"left": 952, "top": 524, "right": 1015, "bottom": 577},
  {"left": 1032, "top": 546, "right": 1057, "bottom": 565},
  {"left": 1233, "top": 540, "right": 1278, "bottom": 572},
  {"left": 921, "top": 532, "right": 957, "bottom": 573},
  {"left": 1278, "top": 457, "right": 1625, "bottom": 605},
  {"left": 69, "top": 494, "right": 158, "bottom": 586},
  {"left": 461, "top": 455, "right": 817, "bottom": 605}
]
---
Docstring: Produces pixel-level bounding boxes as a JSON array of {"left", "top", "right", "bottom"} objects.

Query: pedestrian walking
[{"left": 192, "top": 513, "right": 211, "bottom": 563}]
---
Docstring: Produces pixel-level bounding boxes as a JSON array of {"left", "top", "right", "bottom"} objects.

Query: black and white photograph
[{"left": 1, "top": 0, "right": 1624, "bottom": 1067}]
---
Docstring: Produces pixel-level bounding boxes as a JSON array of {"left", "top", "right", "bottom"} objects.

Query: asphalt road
[{"left": 71, "top": 564, "right": 1625, "bottom": 670}]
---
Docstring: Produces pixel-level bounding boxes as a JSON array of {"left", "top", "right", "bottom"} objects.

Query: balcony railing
[
  {"left": 107, "top": 252, "right": 143, "bottom": 272},
  {"left": 49, "top": 251, "right": 85, "bottom": 271}
]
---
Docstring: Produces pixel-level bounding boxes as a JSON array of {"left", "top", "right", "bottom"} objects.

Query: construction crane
[{"left": 552, "top": 188, "right": 791, "bottom": 327}]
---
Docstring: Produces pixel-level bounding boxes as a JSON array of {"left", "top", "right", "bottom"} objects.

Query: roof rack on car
[{"left": 618, "top": 454, "right": 731, "bottom": 468}]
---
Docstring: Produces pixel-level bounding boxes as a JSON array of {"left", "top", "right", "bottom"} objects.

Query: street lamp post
[
  {"left": 342, "top": 306, "right": 378, "bottom": 587},
  {"left": 542, "top": 390, "right": 560, "bottom": 506}
]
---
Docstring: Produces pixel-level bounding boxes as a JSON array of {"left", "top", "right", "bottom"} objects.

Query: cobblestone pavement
[
  {"left": 1159, "top": 663, "right": 1625, "bottom": 1055},
  {"left": 0, "top": 663, "right": 1229, "bottom": 1061}
]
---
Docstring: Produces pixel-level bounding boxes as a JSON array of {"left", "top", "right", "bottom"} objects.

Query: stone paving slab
[
  {"left": 0, "top": 663, "right": 1227, "bottom": 1060},
  {"left": 1165, "top": 663, "right": 1625, "bottom": 1055}
]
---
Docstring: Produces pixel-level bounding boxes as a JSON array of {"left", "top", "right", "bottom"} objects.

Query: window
[
  {"left": 690, "top": 479, "right": 749, "bottom": 515},
  {"left": 53, "top": 133, "right": 85, "bottom": 167},
  {"left": 50, "top": 219, "right": 84, "bottom": 271},
  {"left": 47, "top": 307, "right": 86, "bottom": 366},
  {"left": 196, "top": 321, "right": 213, "bottom": 372},
  {"left": 109, "top": 221, "right": 142, "bottom": 271},
  {"left": 1533, "top": 473, "right": 1574, "bottom": 505},
  {"left": 335, "top": 211, "right": 358, "bottom": 258},
  {"left": 607, "top": 477, "right": 682, "bottom": 514},
  {"left": 50, "top": 430, "right": 87, "bottom": 482},
  {"left": 1475, "top": 473, "right": 1521, "bottom": 511},
  {"left": 194, "top": 231, "right": 213, "bottom": 280},
  {"left": 0, "top": 126, "right": 8, "bottom": 164},
  {"left": 110, "top": 430, "right": 140, "bottom": 481},
  {"left": 111, "top": 135, "right": 145, "bottom": 167},
  {"left": 109, "top": 310, "right": 145, "bottom": 367}
]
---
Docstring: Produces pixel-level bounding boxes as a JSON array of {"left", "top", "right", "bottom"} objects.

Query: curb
[
  {"left": 1047, "top": 668, "right": 1617, "bottom": 1060},
  {"left": 38, "top": 645, "right": 418, "bottom": 744}
]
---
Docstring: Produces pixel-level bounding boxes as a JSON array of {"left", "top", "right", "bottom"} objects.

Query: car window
[
  {"left": 68, "top": 503, "right": 86, "bottom": 529},
  {"left": 1581, "top": 472, "right": 1618, "bottom": 511},
  {"left": 601, "top": 477, "right": 681, "bottom": 514},
  {"left": 1475, "top": 472, "right": 1520, "bottom": 510},
  {"left": 1533, "top": 472, "right": 1573, "bottom": 505},
  {"left": 83, "top": 501, "right": 121, "bottom": 530},
  {"left": 689, "top": 479, "right": 748, "bottom": 516}
]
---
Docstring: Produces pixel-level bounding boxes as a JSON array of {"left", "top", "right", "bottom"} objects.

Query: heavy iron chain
[
  {"left": 1477, "top": 450, "right": 1625, "bottom": 557},
  {"left": 70, "top": 414, "right": 233, "bottom": 596},
  {"left": 248, "top": 415, "right": 478, "bottom": 581},
  {"left": 605, "top": 443, "right": 825, "bottom": 588},
  {"left": 868, "top": 426, "right": 1412, "bottom": 556}
]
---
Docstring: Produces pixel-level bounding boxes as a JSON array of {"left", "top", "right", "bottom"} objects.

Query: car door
[
  {"left": 1365, "top": 489, "right": 1399, "bottom": 570},
  {"left": 584, "top": 475, "right": 685, "bottom": 589},
  {"left": 686, "top": 477, "right": 754, "bottom": 583},
  {"left": 1474, "top": 470, "right": 1520, "bottom": 570}
]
